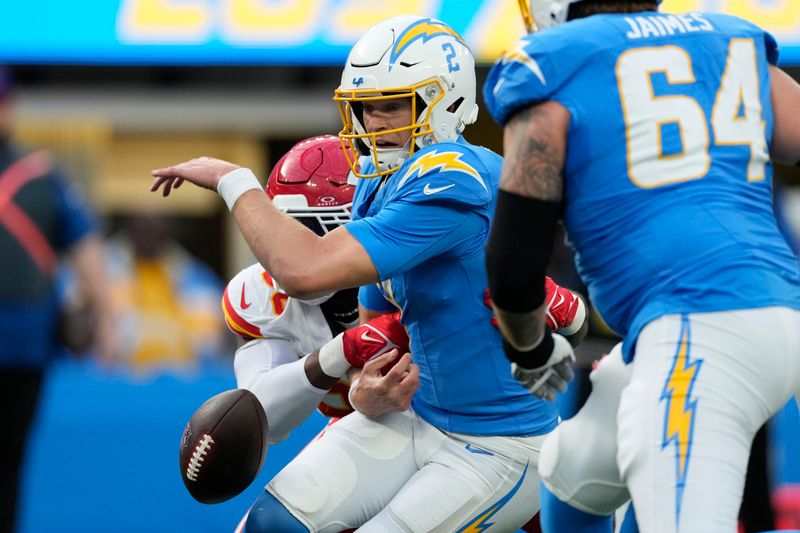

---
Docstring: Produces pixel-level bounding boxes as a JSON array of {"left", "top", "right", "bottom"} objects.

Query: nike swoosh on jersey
[
  {"left": 240, "top": 282, "right": 251, "bottom": 310},
  {"left": 423, "top": 183, "right": 456, "bottom": 195}
]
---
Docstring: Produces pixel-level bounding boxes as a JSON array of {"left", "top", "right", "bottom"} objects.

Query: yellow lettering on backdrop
[
  {"left": 720, "top": 0, "right": 800, "bottom": 38},
  {"left": 661, "top": 0, "right": 799, "bottom": 42},
  {"left": 327, "top": 0, "right": 436, "bottom": 44},
  {"left": 118, "top": 0, "right": 210, "bottom": 42},
  {"left": 466, "top": 1, "right": 526, "bottom": 63},
  {"left": 221, "top": 0, "right": 323, "bottom": 44},
  {"left": 660, "top": 0, "right": 707, "bottom": 15}
]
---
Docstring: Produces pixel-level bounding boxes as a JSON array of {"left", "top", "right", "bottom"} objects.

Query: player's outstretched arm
[
  {"left": 232, "top": 192, "right": 377, "bottom": 297},
  {"left": 150, "top": 156, "right": 238, "bottom": 195},
  {"left": 770, "top": 66, "right": 800, "bottom": 166},
  {"left": 151, "top": 159, "right": 379, "bottom": 298}
]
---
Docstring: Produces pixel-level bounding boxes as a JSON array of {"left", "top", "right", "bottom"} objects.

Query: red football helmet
[{"left": 267, "top": 135, "right": 356, "bottom": 236}]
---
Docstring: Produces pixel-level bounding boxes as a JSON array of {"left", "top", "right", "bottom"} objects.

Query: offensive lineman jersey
[
  {"left": 222, "top": 263, "right": 354, "bottom": 417},
  {"left": 347, "top": 136, "right": 558, "bottom": 436},
  {"left": 484, "top": 12, "right": 800, "bottom": 362}
]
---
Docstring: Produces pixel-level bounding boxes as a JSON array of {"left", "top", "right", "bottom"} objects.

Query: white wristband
[
  {"left": 318, "top": 333, "right": 350, "bottom": 378},
  {"left": 217, "top": 168, "right": 262, "bottom": 211}
]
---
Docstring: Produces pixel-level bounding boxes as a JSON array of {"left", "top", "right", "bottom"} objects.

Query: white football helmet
[
  {"left": 334, "top": 15, "right": 479, "bottom": 178},
  {"left": 519, "top": 0, "right": 663, "bottom": 32}
]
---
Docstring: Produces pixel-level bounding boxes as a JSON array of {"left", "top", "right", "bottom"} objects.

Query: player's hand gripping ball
[{"left": 179, "top": 389, "right": 268, "bottom": 504}]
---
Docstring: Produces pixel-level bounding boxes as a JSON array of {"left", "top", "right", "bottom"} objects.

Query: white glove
[{"left": 511, "top": 333, "right": 575, "bottom": 401}]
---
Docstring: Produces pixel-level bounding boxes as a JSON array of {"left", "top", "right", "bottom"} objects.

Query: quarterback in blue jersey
[
  {"left": 151, "top": 15, "right": 587, "bottom": 532},
  {"left": 484, "top": 0, "right": 800, "bottom": 532}
]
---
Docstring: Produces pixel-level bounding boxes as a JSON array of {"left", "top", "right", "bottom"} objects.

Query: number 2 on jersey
[{"left": 617, "top": 39, "right": 768, "bottom": 188}]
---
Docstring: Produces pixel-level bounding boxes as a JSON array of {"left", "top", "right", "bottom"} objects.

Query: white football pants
[
  {"left": 266, "top": 408, "right": 546, "bottom": 532},
  {"left": 541, "top": 307, "right": 800, "bottom": 533}
]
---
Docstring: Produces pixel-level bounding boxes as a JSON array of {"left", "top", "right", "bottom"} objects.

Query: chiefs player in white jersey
[
  {"left": 215, "top": 136, "right": 411, "bottom": 533},
  {"left": 222, "top": 135, "right": 406, "bottom": 443}
]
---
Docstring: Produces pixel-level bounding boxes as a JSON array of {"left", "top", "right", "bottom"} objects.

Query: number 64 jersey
[{"left": 485, "top": 11, "right": 800, "bottom": 362}]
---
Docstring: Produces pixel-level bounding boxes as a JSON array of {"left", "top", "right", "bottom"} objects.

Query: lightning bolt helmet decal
[{"left": 390, "top": 18, "right": 468, "bottom": 71}]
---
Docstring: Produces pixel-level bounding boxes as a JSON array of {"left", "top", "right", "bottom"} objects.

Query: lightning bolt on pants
[{"left": 616, "top": 308, "right": 800, "bottom": 533}]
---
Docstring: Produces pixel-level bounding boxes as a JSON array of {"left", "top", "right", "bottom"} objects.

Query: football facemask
[
  {"left": 334, "top": 15, "right": 478, "bottom": 179},
  {"left": 335, "top": 88, "right": 443, "bottom": 179}
]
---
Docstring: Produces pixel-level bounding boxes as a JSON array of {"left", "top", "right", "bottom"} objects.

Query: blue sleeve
[
  {"left": 53, "top": 171, "right": 96, "bottom": 250},
  {"left": 346, "top": 199, "right": 486, "bottom": 281},
  {"left": 358, "top": 284, "right": 396, "bottom": 312}
]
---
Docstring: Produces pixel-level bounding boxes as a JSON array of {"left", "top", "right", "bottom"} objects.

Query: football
[{"left": 179, "top": 388, "right": 268, "bottom": 504}]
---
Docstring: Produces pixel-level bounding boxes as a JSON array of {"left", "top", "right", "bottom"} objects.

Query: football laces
[{"left": 186, "top": 434, "right": 215, "bottom": 482}]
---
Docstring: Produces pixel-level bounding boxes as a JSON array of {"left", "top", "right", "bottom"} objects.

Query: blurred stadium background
[{"left": 2, "top": 1, "right": 799, "bottom": 532}]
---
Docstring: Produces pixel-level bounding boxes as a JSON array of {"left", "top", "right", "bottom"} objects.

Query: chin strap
[{"left": 376, "top": 147, "right": 409, "bottom": 173}]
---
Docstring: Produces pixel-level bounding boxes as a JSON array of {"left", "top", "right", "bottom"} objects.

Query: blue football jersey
[
  {"left": 346, "top": 137, "right": 559, "bottom": 436},
  {"left": 485, "top": 12, "right": 800, "bottom": 362}
]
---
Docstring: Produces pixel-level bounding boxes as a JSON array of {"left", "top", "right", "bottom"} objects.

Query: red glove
[
  {"left": 484, "top": 277, "right": 585, "bottom": 335},
  {"left": 342, "top": 312, "right": 409, "bottom": 368},
  {"left": 543, "top": 277, "right": 585, "bottom": 335}
]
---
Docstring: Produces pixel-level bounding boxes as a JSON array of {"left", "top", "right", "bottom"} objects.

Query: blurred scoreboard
[{"left": 1, "top": 0, "right": 799, "bottom": 65}]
